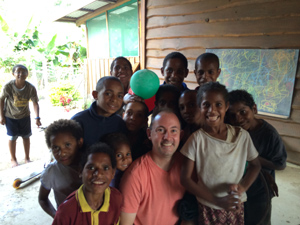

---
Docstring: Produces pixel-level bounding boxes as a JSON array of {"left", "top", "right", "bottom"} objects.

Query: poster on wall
[{"left": 206, "top": 49, "right": 299, "bottom": 118}]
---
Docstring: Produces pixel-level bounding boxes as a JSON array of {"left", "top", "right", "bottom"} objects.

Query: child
[
  {"left": 0, "top": 64, "right": 41, "bottom": 167},
  {"left": 39, "top": 119, "right": 83, "bottom": 218},
  {"left": 123, "top": 101, "right": 152, "bottom": 160},
  {"left": 52, "top": 142, "right": 123, "bottom": 225},
  {"left": 161, "top": 52, "right": 189, "bottom": 92},
  {"left": 110, "top": 56, "right": 133, "bottom": 95},
  {"left": 179, "top": 90, "right": 202, "bottom": 144},
  {"left": 101, "top": 132, "right": 132, "bottom": 189},
  {"left": 72, "top": 76, "right": 127, "bottom": 148},
  {"left": 154, "top": 84, "right": 181, "bottom": 112},
  {"left": 227, "top": 89, "right": 287, "bottom": 225},
  {"left": 194, "top": 53, "right": 221, "bottom": 90},
  {"left": 180, "top": 82, "right": 261, "bottom": 225}
]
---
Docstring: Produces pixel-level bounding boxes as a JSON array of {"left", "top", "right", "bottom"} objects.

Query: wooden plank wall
[
  {"left": 145, "top": 0, "right": 300, "bottom": 165},
  {"left": 84, "top": 56, "right": 140, "bottom": 96}
]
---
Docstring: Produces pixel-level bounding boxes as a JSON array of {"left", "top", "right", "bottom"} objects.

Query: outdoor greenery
[{"left": 0, "top": 0, "right": 87, "bottom": 110}]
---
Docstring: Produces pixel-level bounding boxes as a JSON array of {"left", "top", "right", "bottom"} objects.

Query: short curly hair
[
  {"left": 45, "top": 119, "right": 83, "bottom": 148},
  {"left": 81, "top": 142, "right": 116, "bottom": 169},
  {"left": 197, "top": 81, "right": 228, "bottom": 107},
  {"left": 228, "top": 89, "right": 256, "bottom": 109},
  {"left": 100, "top": 132, "right": 131, "bottom": 154},
  {"left": 162, "top": 52, "right": 188, "bottom": 69},
  {"left": 12, "top": 64, "right": 28, "bottom": 74}
]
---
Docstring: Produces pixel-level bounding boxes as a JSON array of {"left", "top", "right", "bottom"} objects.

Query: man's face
[
  {"left": 194, "top": 60, "right": 220, "bottom": 87},
  {"left": 147, "top": 112, "right": 182, "bottom": 158},
  {"left": 161, "top": 58, "right": 189, "bottom": 90}
]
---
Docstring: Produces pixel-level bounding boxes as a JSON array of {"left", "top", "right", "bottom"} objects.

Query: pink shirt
[{"left": 120, "top": 152, "right": 185, "bottom": 225}]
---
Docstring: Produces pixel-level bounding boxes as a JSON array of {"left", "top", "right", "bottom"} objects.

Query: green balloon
[{"left": 130, "top": 69, "right": 160, "bottom": 99}]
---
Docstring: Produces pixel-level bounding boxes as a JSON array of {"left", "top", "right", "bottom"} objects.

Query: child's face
[
  {"left": 194, "top": 59, "right": 220, "bottom": 87},
  {"left": 13, "top": 67, "right": 28, "bottom": 82},
  {"left": 50, "top": 132, "right": 82, "bottom": 166},
  {"left": 123, "top": 102, "right": 147, "bottom": 132},
  {"left": 199, "top": 90, "right": 228, "bottom": 128},
  {"left": 115, "top": 143, "right": 132, "bottom": 171},
  {"left": 93, "top": 80, "right": 124, "bottom": 117},
  {"left": 82, "top": 152, "right": 115, "bottom": 196},
  {"left": 156, "top": 92, "right": 179, "bottom": 111},
  {"left": 228, "top": 102, "right": 257, "bottom": 131},
  {"left": 161, "top": 58, "right": 189, "bottom": 90},
  {"left": 179, "top": 92, "right": 201, "bottom": 125},
  {"left": 110, "top": 59, "right": 132, "bottom": 88}
]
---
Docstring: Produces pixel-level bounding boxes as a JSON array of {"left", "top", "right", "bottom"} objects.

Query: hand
[
  {"left": 36, "top": 119, "right": 42, "bottom": 128},
  {"left": 229, "top": 183, "right": 246, "bottom": 196},
  {"left": 215, "top": 193, "right": 241, "bottom": 211},
  {"left": 123, "top": 93, "right": 143, "bottom": 104},
  {"left": 0, "top": 116, "right": 5, "bottom": 125},
  {"left": 261, "top": 170, "right": 279, "bottom": 197}
]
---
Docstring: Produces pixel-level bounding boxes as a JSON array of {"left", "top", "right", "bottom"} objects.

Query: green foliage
[
  {"left": 48, "top": 82, "right": 81, "bottom": 107},
  {"left": 0, "top": 15, "right": 9, "bottom": 32}
]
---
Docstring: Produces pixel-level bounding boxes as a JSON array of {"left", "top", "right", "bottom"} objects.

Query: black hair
[
  {"left": 180, "top": 89, "right": 197, "bottom": 98},
  {"left": 195, "top": 53, "right": 220, "bottom": 70},
  {"left": 155, "top": 84, "right": 181, "bottom": 104},
  {"left": 110, "top": 56, "right": 133, "bottom": 72},
  {"left": 162, "top": 52, "right": 188, "bottom": 69},
  {"left": 124, "top": 101, "right": 149, "bottom": 118},
  {"left": 197, "top": 81, "right": 228, "bottom": 107},
  {"left": 95, "top": 76, "right": 124, "bottom": 92},
  {"left": 228, "top": 89, "right": 256, "bottom": 109},
  {"left": 45, "top": 119, "right": 83, "bottom": 149},
  {"left": 12, "top": 64, "right": 28, "bottom": 74},
  {"left": 81, "top": 142, "right": 116, "bottom": 169},
  {"left": 150, "top": 108, "right": 183, "bottom": 129},
  {"left": 100, "top": 132, "right": 131, "bottom": 154}
]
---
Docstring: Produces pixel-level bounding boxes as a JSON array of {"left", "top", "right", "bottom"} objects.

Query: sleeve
[
  {"left": 244, "top": 132, "right": 259, "bottom": 161},
  {"left": 0, "top": 83, "right": 9, "bottom": 100},
  {"left": 180, "top": 133, "right": 198, "bottom": 161},
  {"left": 52, "top": 206, "right": 70, "bottom": 225},
  {"left": 40, "top": 164, "right": 53, "bottom": 190},
  {"left": 264, "top": 129, "right": 287, "bottom": 168},
  {"left": 29, "top": 84, "right": 39, "bottom": 102},
  {"left": 119, "top": 168, "right": 142, "bottom": 213}
]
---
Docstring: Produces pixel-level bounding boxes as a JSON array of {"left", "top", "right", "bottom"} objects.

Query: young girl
[
  {"left": 180, "top": 82, "right": 261, "bottom": 224},
  {"left": 101, "top": 132, "right": 132, "bottom": 189},
  {"left": 38, "top": 119, "right": 83, "bottom": 218},
  {"left": 52, "top": 142, "right": 122, "bottom": 225}
]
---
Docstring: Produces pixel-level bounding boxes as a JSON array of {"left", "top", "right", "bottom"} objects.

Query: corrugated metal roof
[{"left": 54, "top": 0, "right": 117, "bottom": 24}]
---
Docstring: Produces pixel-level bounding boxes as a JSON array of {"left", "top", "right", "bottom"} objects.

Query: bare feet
[
  {"left": 11, "top": 160, "right": 19, "bottom": 168},
  {"left": 25, "top": 159, "right": 32, "bottom": 164}
]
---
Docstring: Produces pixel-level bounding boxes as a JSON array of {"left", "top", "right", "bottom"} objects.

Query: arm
[
  {"left": 232, "top": 157, "right": 261, "bottom": 195},
  {"left": 120, "top": 212, "right": 137, "bottom": 225},
  {"left": 259, "top": 156, "right": 286, "bottom": 171},
  {"left": 38, "top": 185, "right": 56, "bottom": 218},
  {"left": 32, "top": 101, "right": 41, "bottom": 127},
  {"left": 180, "top": 155, "right": 240, "bottom": 210},
  {"left": 0, "top": 98, "right": 5, "bottom": 125}
]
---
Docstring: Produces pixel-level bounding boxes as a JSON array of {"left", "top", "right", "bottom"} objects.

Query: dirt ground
[{"left": 0, "top": 100, "right": 299, "bottom": 225}]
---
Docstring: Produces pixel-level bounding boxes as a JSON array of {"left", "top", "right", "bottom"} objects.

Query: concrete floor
[{"left": 0, "top": 101, "right": 299, "bottom": 225}]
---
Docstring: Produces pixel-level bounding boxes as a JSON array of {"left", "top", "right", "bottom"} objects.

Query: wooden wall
[
  {"left": 144, "top": 0, "right": 300, "bottom": 165},
  {"left": 84, "top": 56, "right": 140, "bottom": 95}
]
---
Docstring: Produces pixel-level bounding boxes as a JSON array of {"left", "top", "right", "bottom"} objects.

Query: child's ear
[
  {"left": 160, "top": 67, "right": 164, "bottom": 76},
  {"left": 217, "top": 68, "right": 221, "bottom": 77},
  {"left": 92, "top": 91, "right": 98, "bottom": 100},
  {"left": 253, "top": 104, "right": 258, "bottom": 114},
  {"left": 225, "top": 102, "right": 229, "bottom": 112},
  {"left": 78, "top": 138, "right": 84, "bottom": 148},
  {"left": 184, "top": 68, "right": 189, "bottom": 78},
  {"left": 146, "top": 127, "right": 152, "bottom": 140}
]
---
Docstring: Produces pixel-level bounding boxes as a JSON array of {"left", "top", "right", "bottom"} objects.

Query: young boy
[
  {"left": 154, "top": 84, "right": 181, "bottom": 112},
  {"left": 101, "top": 132, "right": 132, "bottom": 189},
  {"left": 39, "top": 119, "right": 83, "bottom": 218},
  {"left": 194, "top": 53, "right": 221, "bottom": 90},
  {"left": 52, "top": 142, "right": 123, "bottom": 225},
  {"left": 227, "top": 89, "right": 287, "bottom": 225},
  {"left": 72, "top": 76, "right": 127, "bottom": 148},
  {"left": 161, "top": 52, "right": 190, "bottom": 92},
  {"left": 0, "top": 64, "right": 41, "bottom": 167},
  {"left": 123, "top": 101, "right": 152, "bottom": 161}
]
